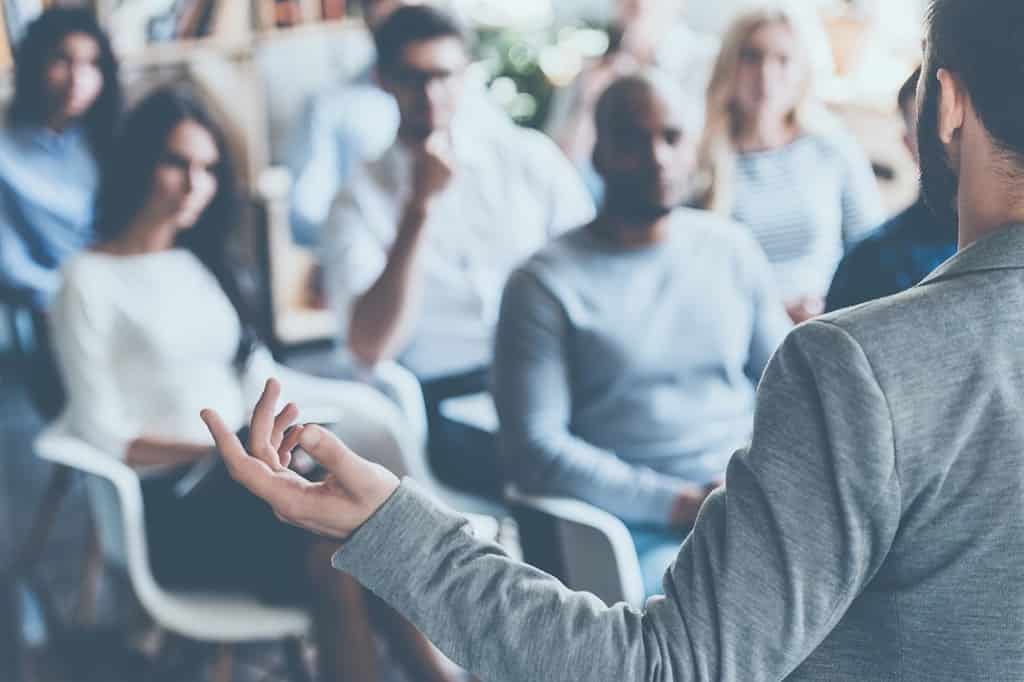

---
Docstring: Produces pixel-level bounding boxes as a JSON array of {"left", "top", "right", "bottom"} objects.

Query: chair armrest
[
  {"left": 35, "top": 426, "right": 139, "bottom": 494},
  {"left": 438, "top": 391, "right": 498, "bottom": 434},
  {"left": 368, "top": 361, "right": 428, "bottom": 448},
  {"left": 505, "top": 485, "right": 646, "bottom": 608},
  {"left": 34, "top": 425, "right": 152, "bottom": 585},
  {"left": 505, "top": 486, "right": 632, "bottom": 540}
]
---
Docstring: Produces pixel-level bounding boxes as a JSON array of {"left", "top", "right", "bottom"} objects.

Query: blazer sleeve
[{"left": 332, "top": 320, "right": 902, "bottom": 681}]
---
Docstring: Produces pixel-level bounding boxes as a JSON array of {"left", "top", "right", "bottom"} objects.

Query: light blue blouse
[{"left": 0, "top": 124, "right": 99, "bottom": 310}]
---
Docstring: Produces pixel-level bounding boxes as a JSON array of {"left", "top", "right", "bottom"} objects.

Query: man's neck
[
  {"left": 589, "top": 210, "right": 673, "bottom": 249},
  {"left": 958, "top": 205, "right": 1024, "bottom": 250},
  {"left": 398, "top": 125, "right": 448, "bottom": 149},
  {"left": 956, "top": 171, "right": 1024, "bottom": 250}
]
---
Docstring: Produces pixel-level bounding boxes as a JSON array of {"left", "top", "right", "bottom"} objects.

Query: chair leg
[
  {"left": 5, "top": 303, "right": 27, "bottom": 358},
  {"left": 72, "top": 522, "right": 103, "bottom": 626},
  {"left": 0, "top": 574, "right": 23, "bottom": 682},
  {"left": 14, "top": 466, "right": 73, "bottom": 575},
  {"left": 283, "top": 637, "right": 313, "bottom": 682},
  {"left": 212, "top": 644, "right": 234, "bottom": 682}
]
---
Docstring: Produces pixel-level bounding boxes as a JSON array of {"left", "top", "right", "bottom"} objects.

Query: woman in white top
[
  {"left": 50, "top": 86, "right": 459, "bottom": 682},
  {"left": 696, "top": 6, "right": 883, "bottom": 323}
]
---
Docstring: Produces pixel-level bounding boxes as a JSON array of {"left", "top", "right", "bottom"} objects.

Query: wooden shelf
[
  {"left": 118, "top": 36, "right": 253, "bottom": 68},
  {"left": 254, "top": 17, "right": 359, "bottom": 43}
]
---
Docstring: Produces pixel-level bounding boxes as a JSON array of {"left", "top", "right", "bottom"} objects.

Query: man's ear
[{"left": 936, "top": 68, "right": 966, "bottom": 146}]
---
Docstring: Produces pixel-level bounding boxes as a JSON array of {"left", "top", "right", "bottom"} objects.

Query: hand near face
[
  {"left": 410, "top": 131, "right": 456, "bottom": 205},
  {"left": 582, "top": 52, "right": 639, "bottom": 107},
  {"left": 201, "top": 379, "right": 400, "bottom": 541}
]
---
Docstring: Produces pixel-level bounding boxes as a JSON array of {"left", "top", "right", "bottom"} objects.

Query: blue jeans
[{"left": 629, "top": 525, "right": 691, "bottom": 598}]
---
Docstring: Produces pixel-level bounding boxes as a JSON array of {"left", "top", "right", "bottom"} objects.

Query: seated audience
[
  {"left": 286, "top": 0, "right": 506, "bottom": 246},
  {"left": 826, "top": 68, "right": 957, "bottom": 312},
  {"left": 495, "top": 72, "right": 791, "bottom": 597},
  {"left": 697, "top": 6, "right": 884, "bottom": 323},
  {"left": 50, "top": 86, "right": 459, "bottom": 682},
  {"left": 323, "top": 5, "right": 594, "bottom": 498},
  {"left": 0, "top": 8, "right": 121, "bottom": 311},
  {"left": 547, "top": 0, "right": 718, "bottom": 197},
  {"left": 206, "top": 2, "right": 1024, "bottom": 679}
]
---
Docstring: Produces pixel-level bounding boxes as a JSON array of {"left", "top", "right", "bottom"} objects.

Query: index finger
[
  {"left": 201, "top": 408, "right": 286, "bottom": 505},
  {"left": 250, "top": 378, "right": 282, "bottom": 449}
]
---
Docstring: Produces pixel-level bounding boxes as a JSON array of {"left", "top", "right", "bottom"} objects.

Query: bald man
[
  {"left": 493, "top": 73, "right": 791, "bottom": 596},
  {"left": 547, "top": 0, "right": 718, "bottom": 198}
]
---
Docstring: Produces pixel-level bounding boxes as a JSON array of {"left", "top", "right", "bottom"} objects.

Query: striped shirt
[{"left": 731, "top": 132, "right": 883, "bottom": 302}]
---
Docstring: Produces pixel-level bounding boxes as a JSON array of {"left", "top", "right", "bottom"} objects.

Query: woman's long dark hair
[
  {"left": 95, "top": 85, "right": 257, "bottom": 367},
  {"left": 9, "top": 7, "right": 122, "bottom": 155}
]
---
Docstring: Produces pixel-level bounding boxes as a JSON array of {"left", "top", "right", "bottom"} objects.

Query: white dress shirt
[
  {"left": 287, "top": 69, "right": 511, "bottom": 246},
  {"left": 322, "top": 125, "right": 595, "bottom": 380}
]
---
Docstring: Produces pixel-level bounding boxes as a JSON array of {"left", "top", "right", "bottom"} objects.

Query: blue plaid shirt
[{"left": 826, "top": 198, "right": 957, "bottom": 312}]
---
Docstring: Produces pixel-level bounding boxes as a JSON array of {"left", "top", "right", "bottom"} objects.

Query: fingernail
[{"left": 300, "top": 426, "right": 321, "bottom": 450}]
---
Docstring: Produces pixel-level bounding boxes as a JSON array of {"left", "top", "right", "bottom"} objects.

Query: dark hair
[
  {"left": 373, "top": 4, "right": 465, "bottom": 74},
  {"left": 95, "top": 85, "right": 256, "bottom": 365},
  {"left": 9, "top": 7, "right": 121, "bottom": 155},
  {"left": 926, "top": 0, "right": 1024, "bottom": 164},
  {"left": 897, "top": 67, "right": 920, "bottom": 119}
]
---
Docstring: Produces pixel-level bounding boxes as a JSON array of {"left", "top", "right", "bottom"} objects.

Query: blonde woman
[{"left": 697, "top": 5, "right": 882, "bottom": 323}]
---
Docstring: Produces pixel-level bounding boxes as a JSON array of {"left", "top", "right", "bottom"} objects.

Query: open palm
[{"left": 201, "top": 379, "right": 400, "bottom": 541}]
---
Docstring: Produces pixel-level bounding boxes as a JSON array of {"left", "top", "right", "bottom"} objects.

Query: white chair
[
  {"left": 505, "top": 486, "right": 646, "bottom": 610},
  {"left": 33, "top": 427, "right": 312, "bottom": 682},
  {"left": 317, "top": 368, "right": 504, "bottom": 539},
  {"left": 438, "top": 392, "right": 645, "bottom": 607},
  {"left": 340, "top": 362, "right": 508, "bottom": 522}
]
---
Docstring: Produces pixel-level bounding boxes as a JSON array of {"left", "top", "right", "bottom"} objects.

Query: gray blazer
[{"left": 334, "top": 224, "right": 1024, "bottom": 681}]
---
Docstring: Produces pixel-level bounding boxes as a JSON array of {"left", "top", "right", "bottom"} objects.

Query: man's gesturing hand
[{"left": 201, "top": 379, "right": 400, "bottom": 541}]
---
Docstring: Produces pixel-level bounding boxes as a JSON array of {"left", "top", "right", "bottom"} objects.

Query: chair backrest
[
  {"left": 33, "top": 428, "right": 166, "bottom": 617},
  {"left": 506, "top": 487, "right": 646, "bottom": 609},
  {"left": 320, "top": 369, "right": 507, "bottom": 519},
  {"left": 557, "top": 517, "right": 644, "bottom": 608}
]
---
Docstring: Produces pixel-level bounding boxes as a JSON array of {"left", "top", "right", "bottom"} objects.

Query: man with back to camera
[
  {"left": 495, "top": 72, "right": 791, "bottom": 598},
  {"left": 205, "top": 1, "right": 1024, "bottom": 678},
  {"left": 319, "top": 5, "right": 594, "bottom": 500},
  {"left": 825, "top": 67, "right": 959, "bottom": 311}
]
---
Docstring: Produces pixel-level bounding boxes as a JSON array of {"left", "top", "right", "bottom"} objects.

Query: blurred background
[{"left": 0, "top": 1, "right": 928, "bottom": 680}]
